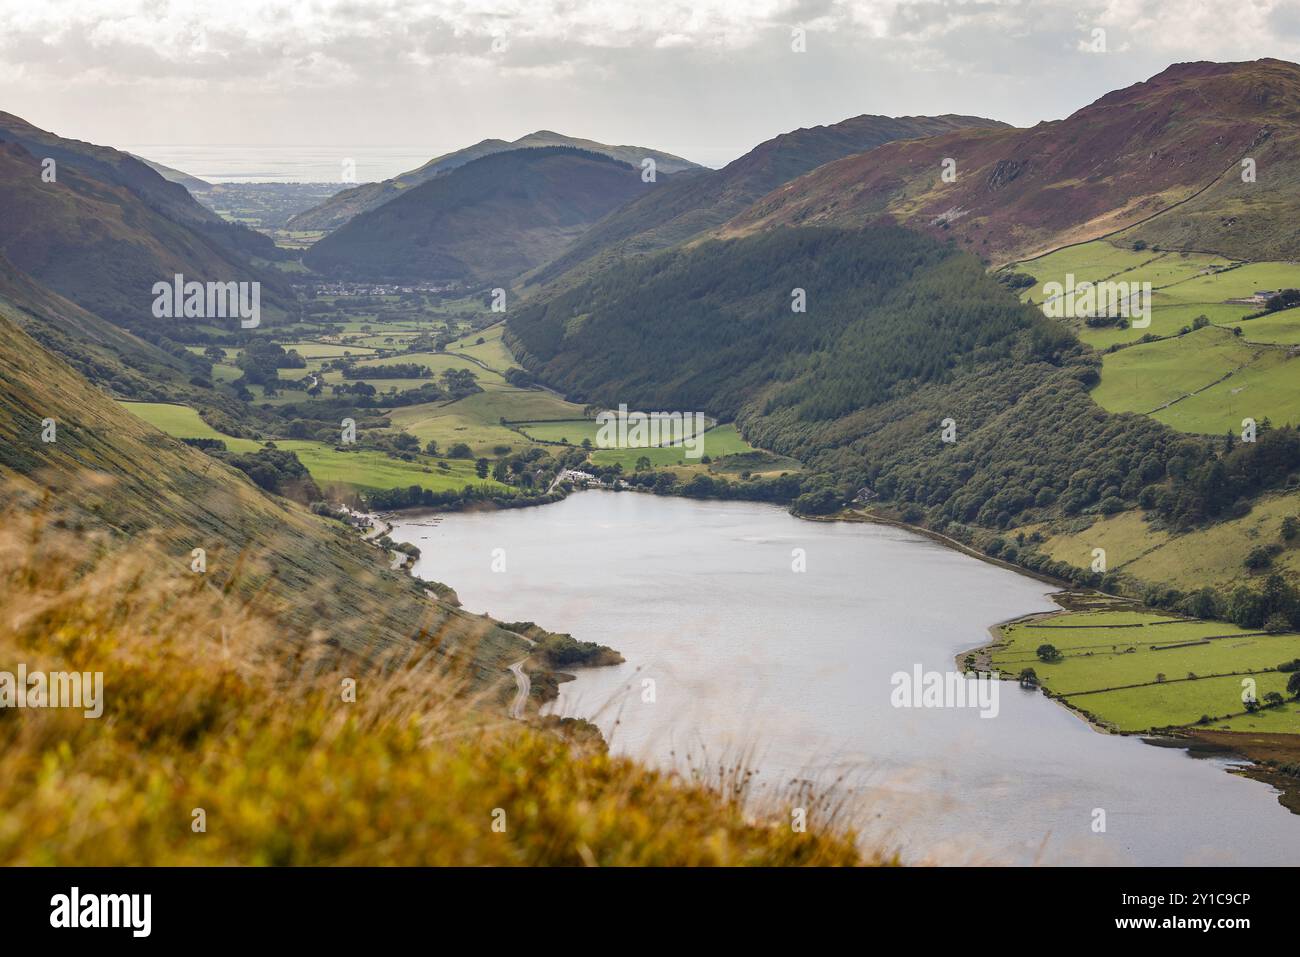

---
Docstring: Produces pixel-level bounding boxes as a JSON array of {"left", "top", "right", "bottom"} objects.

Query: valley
[{"left": 6, "top": 49, "right": 1300, "bottom": 871}]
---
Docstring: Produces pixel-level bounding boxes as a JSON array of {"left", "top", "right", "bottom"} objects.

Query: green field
[
  {"left": 1151, "top": 347, "right": 1300, "bottom": 433},
  {"left": 1234, "top": 307, "right": 1300, "bottom": 344},
  {"left": 517, "top": 413, "right": 714, "bottom": 446},
  {"left": 588, "top": 424, "right": 757, "bottom": 469},
  {"left": 284, "top": 341, "right": 378, "bottom": 359},
  {"left": 350, "top": 352, "right": 511, "bottom": 389},
  {"left": 391, "top": 389, "right": 584, "bottom": 458},
  {"left": 1017, "top": 242, "right": 1300, "bottom": 346},
  {"left": 118, "top": 401, "right": 501, "bottom": 493},
  {"left": 992, "top": 610, "right": 1300, "bottom": 732},
  {"left": 444, "top": 322, "right": 518, "bottom": 372},
  {"left": 1089, "top": 325, "right": 1259, "bottom": 415},
  {"left": 1023, "top": 241, "right": 1300, "bottom": 433}
]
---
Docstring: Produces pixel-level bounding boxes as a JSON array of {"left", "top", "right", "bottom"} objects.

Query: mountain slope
[
  {"left": 0, "top": 137, "right": 292, "bottom": 332},
  {"left": 524, "top": 113, "right": 1009, "bottom": 293},
  {"left": 0, "top": 250, "right": 204, "bottom": 398},
  {"left": 288, "top": 130, "right": 699, "bottom": 232},
  {"left": 0, "top": 298, "right": 525, "bottom": 679},
  {"left": 0, "top": 111, "right": 280, "bottom": 261},
  {"left": 303, "top": 147, "right": 653, "bottom": 282},
  {"left": 721, "top": 59, "right": 1300, "bottom": 264},
  {"left": 128, "top": 152, "right": 213, "bottom": 192}
]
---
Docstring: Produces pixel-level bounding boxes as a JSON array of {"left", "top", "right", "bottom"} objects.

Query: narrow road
[{"left": 507, "top": 659, "right": 530, "bottom": 720}]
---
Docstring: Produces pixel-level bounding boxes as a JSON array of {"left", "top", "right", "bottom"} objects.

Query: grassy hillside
[
  {"left": 524, "top": 113, "right": 1007, "bottom": 295},
  {"left": 989, "top": 608, "right": 1300, "bottom": 733},
  {"left": 289, "top": 131, "right": 699, "bottom": 233},
  {"left": 1011, "top": 239, "right": 1300, "bottom": 435},
  {"left": 0, "top": 514, "right": 868, "bottom": 865},
  {"left": 304, "top": 147, "right": 653, "bottom": 283},
  {"left": 0, "top": 307, "right": 526, "bottom": 679},
  {"left": 721, "top": 59, "right": 1300, "bottom": 266}
]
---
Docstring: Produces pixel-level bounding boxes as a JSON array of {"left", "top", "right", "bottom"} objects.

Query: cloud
[{"left": 1, "top": 0, "right": 1298, "bottom": 159}]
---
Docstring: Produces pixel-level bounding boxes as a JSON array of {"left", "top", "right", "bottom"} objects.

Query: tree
[
  {"left": 635, "top": 455, "right": 651, "bottom": 472},
  {"left": 1245, "top": 545, "right": 1274, "bottom": 570},
  {"left": 492, "top": 460, "right": 509, "bottom": 483},
  {"left": 424, "top": 440, "right": 439, "bottom": 456},
  {"left": 1288, "top": 672, "right": 1300, "bottom": 699},
  {"left": 475, "top": 458, "right": 490, "bottom": 479},
  {"left": 1018, "top": 668, "right": 1039, "bottom": 689},
  {"left": 1283, "top": 516, "right": 1299, "bottom": 542},
  {"left": 1035, "top": 644, "right": 1063, "bottom": 663},
  {"left": 448, "top": 443, "right": 473, "bottom": 459}
]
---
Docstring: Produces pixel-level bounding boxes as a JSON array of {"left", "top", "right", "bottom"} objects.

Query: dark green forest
[{"left": 510, "top": 226, "right": 1297, "bottom": 546}]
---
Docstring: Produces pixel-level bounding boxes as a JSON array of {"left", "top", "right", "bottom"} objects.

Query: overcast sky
[{"left": 3, "top": 0, "right": 1300, "bottom": 168}]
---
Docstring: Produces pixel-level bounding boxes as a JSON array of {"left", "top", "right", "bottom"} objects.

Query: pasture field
[
  {"left": 517, "top": 413, "right": 714, "bottom": 446},
  {"left": 211, "top": 362, "right": 243, "bottom": 383},
  {"left": 1042, "top": 488, "right": 1300, "bottom": 589},
  {"left": 351, "top": 352, "right": 511, "bottom": 388},
  {"left": 1235, "top": 308, "right": 1300, "bottom": 344},
  {"left": 588, "top": 424, "right": 758, "bottom": 469},
  {"left": 389, "top": 389, "right": 581, "bottom": 458},
  {"left": 991, "top": 610, "right": 1300, "bottom": 732},
  {"left": 1152, "top": 348, "right": 1300, "bottom": 433},
  {"left": 284, "top": 341, "right": 378, "bottom": 359},
  {"left": 274, "top": 442, "right": 498, "bottom": 493},
  {"left": 1068, "top": 673, "right": 1299, "bottom": 732},
  {"left": 1016, "top": 241, "right": 1300, "bottom": 350},
  {"left": 444, "top": 322, "right": 519, "bottom": 372},
  {"left": 118, "top": 401, "right": 499, "bottom": 492},
  {"left": 1089, "top": 325, "right": 1258, "bottom": 415},
  {"left": 119, "top": 402, "right": 258, "bottom": 445}
]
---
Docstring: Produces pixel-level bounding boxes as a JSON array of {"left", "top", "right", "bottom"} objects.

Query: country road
[{"left": 507, "top": 659, "right": 530, "bottom": 720}]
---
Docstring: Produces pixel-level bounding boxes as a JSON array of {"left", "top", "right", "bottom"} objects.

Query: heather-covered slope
[
  {"left": 0, "top": 304, "right": 524, "bottom": 678},
  {"left": 525, "top": 113, "right": 1008, "bottom": 293},
  {"left": 722, "top": 60, "right": 1300, "bottom": 264}
]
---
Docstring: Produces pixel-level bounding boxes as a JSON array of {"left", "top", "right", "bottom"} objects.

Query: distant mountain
[
  {"left": 287, "top": 130, "right": 700, "bottom": 233},
  {"left": 303, "top": 146, "right": 655, "bottom": 283},
  {"left": 523, "top": 114, "right": 1009, "bottom": 293},
  {"left": 128, "top": 152, "right": 213, "bottom": 192},
  {"left": 0, "top": 133, "right": 292, "bottom": 333},
  {"left": 720, "top": 59, "right": 1300, "bottom": 264},
  {"left": 0, "top": 112, "right": 279, "bottom": 262}
]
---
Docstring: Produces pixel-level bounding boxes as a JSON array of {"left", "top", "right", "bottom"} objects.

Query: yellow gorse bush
[{"left": 0, "top": 516, "right": 873, "bottom": 866}]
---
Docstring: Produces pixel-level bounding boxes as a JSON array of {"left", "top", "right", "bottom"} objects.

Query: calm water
[{"left": 393, "top": 491, "right": 1300, "bottom": 865}]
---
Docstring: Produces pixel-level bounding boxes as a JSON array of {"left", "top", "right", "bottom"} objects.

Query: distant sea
[
  {"left": 122, "top": 143, "right": 731, "bottom": 184},
  {"left": 119, "top": 146, "right": 447, "bottom": 184}
]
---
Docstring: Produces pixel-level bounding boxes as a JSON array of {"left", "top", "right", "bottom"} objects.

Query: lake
[{"left": 393, "top": 491, "right": 1300, "bottom": 865}]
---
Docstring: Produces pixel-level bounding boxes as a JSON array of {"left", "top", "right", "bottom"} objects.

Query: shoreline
[{"left": 364, "top": 487, "right": 1299, "bottom": 807}]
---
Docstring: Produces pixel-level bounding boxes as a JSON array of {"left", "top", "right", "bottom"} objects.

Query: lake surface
[{"left": 394, "top": 491, "right": 1300, "bottom": 865}]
